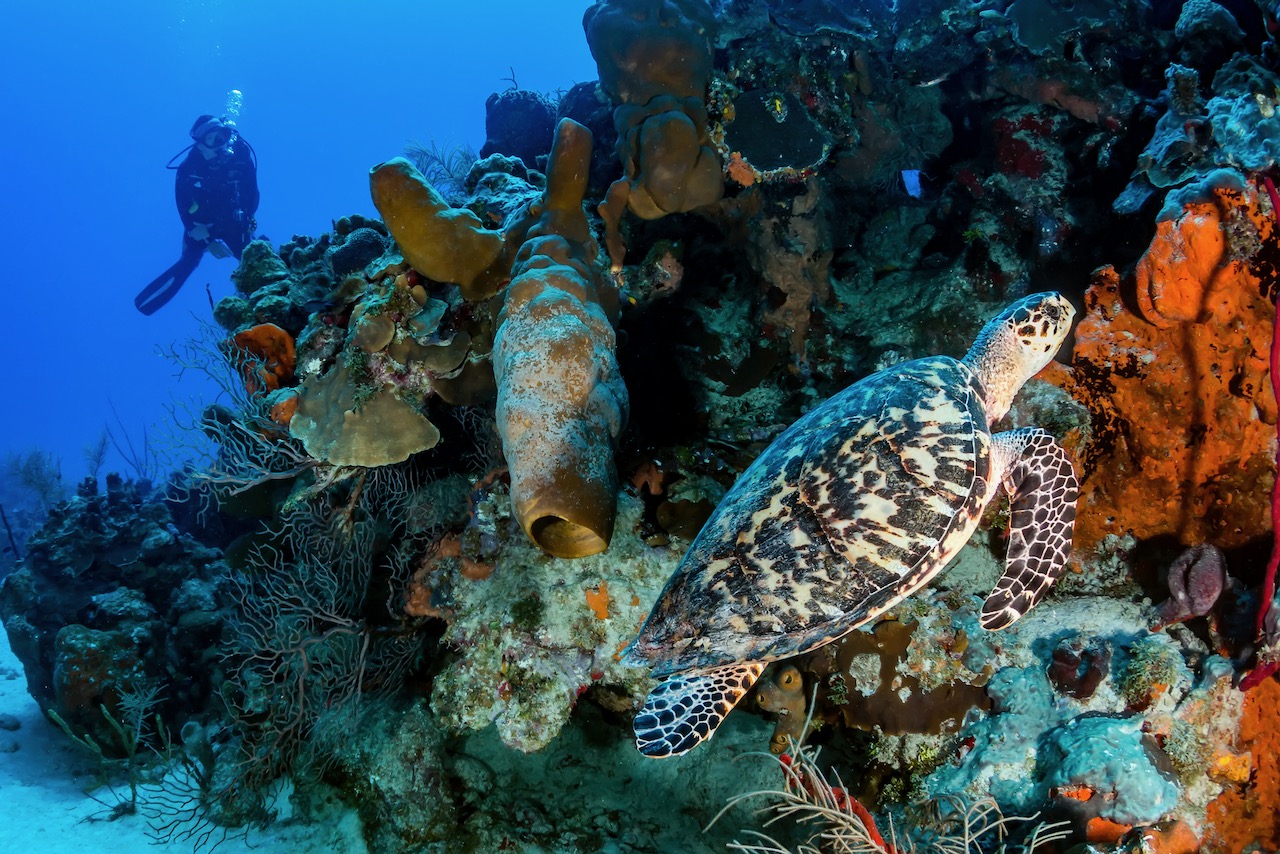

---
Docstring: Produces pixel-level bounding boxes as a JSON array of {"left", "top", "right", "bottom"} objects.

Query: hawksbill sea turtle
[{"left": 623, "top": 292, "right": 1079, "bottom": 758}]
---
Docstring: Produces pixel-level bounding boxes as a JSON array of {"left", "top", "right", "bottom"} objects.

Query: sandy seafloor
[{"left": 0, "top": 627, "right": 370, "bottom": 853}]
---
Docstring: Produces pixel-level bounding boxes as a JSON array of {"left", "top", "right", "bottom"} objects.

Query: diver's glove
[
  {"left": 188, "top": 223, "right": 211, "bottom": 242},
  {"left": 207, "top": 239, "right": 233, "bottom": 259}
]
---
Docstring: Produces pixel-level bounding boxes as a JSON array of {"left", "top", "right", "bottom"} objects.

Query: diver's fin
[
  {"left": 633, "top": 661, "right": 766, "bottom": 758},
  {"left": 135, "top": 253, "right": 202, "bottom": 315},
  {"left": 981, "top": 428, "right": 1079, "bottom": 630}
]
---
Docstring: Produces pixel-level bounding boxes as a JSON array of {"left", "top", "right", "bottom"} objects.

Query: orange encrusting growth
[
  {"left": 1042, "top": 185, "right": 1277, "bottom": 558},
  {"left": 230, "top": 322, "right": 296, "bottom": 395},
  {"left": 1085, "top": 816, "right": 1133, "bottom": 845},
  {"left": 585, "top": 581, "right": 611, "bottom": 620},
  {"left": 1203, "top": 676, "right": 1280, "bottom": 852}
]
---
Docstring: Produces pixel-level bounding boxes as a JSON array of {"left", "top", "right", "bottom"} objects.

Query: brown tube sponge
[
  {"left": 369, "top": 158, "right": 507, "bottom": 301},
  {"left": 584, "top": 0, "right": 723, "bottom": 269},
  {"left": 583, "top": 0, "right": 716, "bottom": 106},
  {"left": 493, "top": 119, "right": 629, "bottom": 558}
]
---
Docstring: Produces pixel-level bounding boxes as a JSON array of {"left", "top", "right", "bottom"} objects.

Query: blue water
[{"left": 0, "top": 0, "right": 595, "bottom": 484}]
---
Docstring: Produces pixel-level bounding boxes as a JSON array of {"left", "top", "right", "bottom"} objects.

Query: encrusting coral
[{"left": 493, "top": 118, "right": 629, "bottom": 559}]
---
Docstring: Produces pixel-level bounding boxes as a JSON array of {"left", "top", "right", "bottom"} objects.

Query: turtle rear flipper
[
  {"left": 634, "top": 662, "right": 766, "bottom": 758},
  {"left": 981, "top": 428, "right": 1078, "bottom": 630}
]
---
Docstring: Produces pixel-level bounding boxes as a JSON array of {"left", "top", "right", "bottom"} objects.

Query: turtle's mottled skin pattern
[{"left": 638, "top": 357, "right": 994, "bottom": 679}]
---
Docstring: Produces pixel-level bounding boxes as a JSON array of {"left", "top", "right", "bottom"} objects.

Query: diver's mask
[
  {"left": 192, "top": 117, "right": 237, "bottom": 158},
  {"left": 204, "top": 128, "right": 232, "bottom": 148}
]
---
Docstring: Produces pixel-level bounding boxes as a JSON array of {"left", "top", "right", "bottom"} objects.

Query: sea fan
[{"left": 403, "top": 138, "right": 478, "bottom": 200}]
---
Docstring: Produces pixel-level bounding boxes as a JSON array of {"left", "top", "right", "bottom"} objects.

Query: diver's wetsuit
[{"left": 135, "top": 134, "right": 259, "bottom": 315}]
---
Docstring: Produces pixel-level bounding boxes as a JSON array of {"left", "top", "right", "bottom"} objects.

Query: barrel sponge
[
  {"left": 493, "top": 119, "right": 629, "bottom": 558},
  {"left": 368, "top": 158, "right": 506, "bottom": 301},
  {"left": 494, "top": 256, "right": 628, "bottom": 557},
  {"left": 583, "top": 0, "right": 716, "bottom": 106},
  {"left": 289, "top": 362, "right": 440, "bottom": 468}
]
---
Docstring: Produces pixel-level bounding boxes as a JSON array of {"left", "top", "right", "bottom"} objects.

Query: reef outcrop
[{"left": 0, "top": 476, "right": 227, "bottom": 751}]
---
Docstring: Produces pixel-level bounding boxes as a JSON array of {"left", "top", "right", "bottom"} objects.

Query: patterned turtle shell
[{"left": 632, "top": 354, "right": 991, "bottom": 679}]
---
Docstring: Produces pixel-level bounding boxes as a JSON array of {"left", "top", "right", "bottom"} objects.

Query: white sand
[{"left": 0, "top": 627, "right": 367, "bottom": 853}]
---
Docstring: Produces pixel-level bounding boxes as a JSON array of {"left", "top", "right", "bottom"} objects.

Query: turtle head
[{"left": 961, "top": 292, "right": 1075, "bottom": 424}]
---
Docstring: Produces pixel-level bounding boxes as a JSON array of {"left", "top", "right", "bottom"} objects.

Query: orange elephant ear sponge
[
  {"left": 369, "top": 157, "right": 507, "bottom": 301},
  {"left": 229, "top": 322, "right": 296, "bottom": 395}
]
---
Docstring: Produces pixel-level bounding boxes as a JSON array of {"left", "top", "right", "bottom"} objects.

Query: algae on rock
[{"left": 430, "top": 494, "right": 676, "bottom": 753}]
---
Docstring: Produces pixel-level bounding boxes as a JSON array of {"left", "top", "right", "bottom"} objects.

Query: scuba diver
[{"left": 135, "top": 115, "right": 259, "bottom": 315}]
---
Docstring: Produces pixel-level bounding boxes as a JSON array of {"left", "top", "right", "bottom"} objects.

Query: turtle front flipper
[
  {"left": 634, "top": 661, "right": 766, "bottom": 758},
  {"left": 981, "top": 427, "right": 1079, "bottom": 630}
]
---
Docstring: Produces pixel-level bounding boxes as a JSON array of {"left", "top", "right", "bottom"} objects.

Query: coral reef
[
  {"left": 428, "top": 492, "right": 670, "bottom": 752},
  {"left": 1204, "top": 677, "right": 1280, "bottom": 851},
  {"left": 0, "top": 475, "right": 226, "bottom": 751},
  {"left": 916, "top": 586, "right": 1241, "bottom": 842},
  {"left": 14, "top": 0, "right": 1280, "bottom": 850}
]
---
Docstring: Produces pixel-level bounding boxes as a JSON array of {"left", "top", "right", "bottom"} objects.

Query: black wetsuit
[
  {"left": 175, "top": 138, "right": 259, "bottom": 259},
  {"left": 136, "top": 135, "right": 259, "bottom": 315}
]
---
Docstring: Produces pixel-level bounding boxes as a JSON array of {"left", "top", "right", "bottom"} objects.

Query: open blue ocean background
[{"left": 1, "top": 0, "right": 596, "bottom": 486}]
